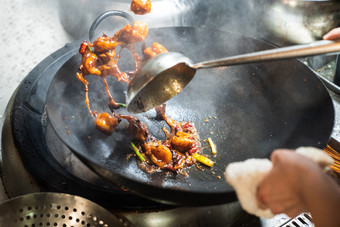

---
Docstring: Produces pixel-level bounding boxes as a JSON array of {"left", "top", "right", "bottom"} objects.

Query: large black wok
[{"left": 46, "top": 27, "right": 334, "bottom": 206}]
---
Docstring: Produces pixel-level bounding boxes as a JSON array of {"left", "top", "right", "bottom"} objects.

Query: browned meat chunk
[
  {"left": 143, "top": 42, "right": 168, "bottom": 60},
  {"left": 143, "top": 141, "right": 172, "bottom": 167},
  {"left": 115, "top": 21, "right": 149, "bottom": 46},
  {"left": 94, "top": 112, "right": 120, "bottom": 135},
  {"left": 131, "top": 0, "right": 151, "bottom": 15},
  {"left": 120, "top": 115, "right": 149, "bottom": 142}
]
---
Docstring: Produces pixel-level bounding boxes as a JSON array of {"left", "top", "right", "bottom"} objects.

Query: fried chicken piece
[
  {"left": 143, "top": 42, "right": 168, "bottom": 60},
  {"left": 120, "top": 115, "right": 149, "bottom": 142},
  {"left": 115, "top": 21, "right": 148, "bottom": 46},
  {"left": 94, "top": 112, "right": 121, "bottom": 135},
  {"left": 78, "top": 41, "right": 101, "bottom": 76},
  {"left": 143, "top": 141, "right": 172, "bottom": 167},
  {"left": 171, "top": 131, "right": 196, "bottom": 153},
  {"left": 91, "top": 35, "right": 130, "bottom": 83},
  {"left": 93, "top": 35, "right": 118, "bottom": 53},
  {"left": 131, "top": 0, "right": 151, "bottom": 15}
]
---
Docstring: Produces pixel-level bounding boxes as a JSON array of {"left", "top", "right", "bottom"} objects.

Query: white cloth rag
[{"left": 225, "top": 147, "right": 334, "bottom": 218}]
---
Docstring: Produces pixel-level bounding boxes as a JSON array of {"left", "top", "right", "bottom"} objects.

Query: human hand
[
  {"left": 256, "top": 149, "right": 322, "bottom": 218},
  {"left": 323, "top": 27, "right": 340, "bottom": 40}
]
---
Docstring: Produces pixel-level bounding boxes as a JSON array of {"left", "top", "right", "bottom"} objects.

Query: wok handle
[
  {"left": 192, "top": 39, "right": 340, "bottom": 69},
  {"left": 89, "top": 10, "right": 134, "bottom": 41}
]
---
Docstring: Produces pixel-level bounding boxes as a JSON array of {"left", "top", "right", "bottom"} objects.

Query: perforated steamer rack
[{"left": 0, "top": 192, "right": 130, "bottom": 227}]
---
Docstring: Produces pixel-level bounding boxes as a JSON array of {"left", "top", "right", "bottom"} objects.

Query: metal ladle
[{"left": 126, "top": 39, "right": 340, "bottom": 113}]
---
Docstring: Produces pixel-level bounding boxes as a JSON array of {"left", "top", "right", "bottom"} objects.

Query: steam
[{"left": 198, "top": 0, "right": 269, "bottom": 42}]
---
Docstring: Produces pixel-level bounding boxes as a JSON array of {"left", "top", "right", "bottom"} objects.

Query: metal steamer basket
[{"left": 0, "top": 192, "right": 130, "bottom": 227}]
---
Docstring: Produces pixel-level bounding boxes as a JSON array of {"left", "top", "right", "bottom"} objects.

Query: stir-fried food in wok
[
  {"left": 77, "top": 21, "right": 148, "bottom": 110},
  {"left": 75, "top": 20, "right": 215, "bottom": 175}
]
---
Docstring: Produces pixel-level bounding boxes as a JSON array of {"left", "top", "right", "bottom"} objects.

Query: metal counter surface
[
  {"left": 0, "top": 0, "right": 72, "bottom": 130},
  {"left": 0, "top": 0, "right": 72, "bottom": 205}
]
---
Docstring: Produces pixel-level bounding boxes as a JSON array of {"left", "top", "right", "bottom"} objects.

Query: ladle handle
[{"left": 192, "top": 39, "right": 340, "bottom": 69}]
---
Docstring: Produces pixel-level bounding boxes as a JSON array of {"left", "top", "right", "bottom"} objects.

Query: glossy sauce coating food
[
  {"left": 130, "top": 0, "right": 152, "bottom": 15},
  {"left": 144, "top": 42, "right": 168, "bottom": 60},
  {"left": 75, "top": 20, "right": 214, "bottom": 175},
  {"left": 94, "top": 112, "right": 120, "bottom": 135}
]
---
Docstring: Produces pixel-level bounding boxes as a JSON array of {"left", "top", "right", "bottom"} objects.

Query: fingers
[
  {"left": 270, "top": 149, "right": 294, "bottom": 165},
  {"left": 256, "top": 184, "right": 269, "bottom": 210},
  {"left": 284, "top": 207, "right": 306, "bottom": 219},
  {"left": 323, "top": 27, "right": 340, "bottom": 40},
  {"left": 257, "top": 184, "right": 305, "bottom": 217},
  {"left": 270, "top": 202, "right": 305, "bottom": 218},
  {"left": 256, "top": 149, "right": 305, "bottom": 217}
]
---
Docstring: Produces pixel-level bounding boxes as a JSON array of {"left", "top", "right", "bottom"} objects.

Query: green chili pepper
[{"left": 131, "top": 142, "right": 145, "bottom": 162}]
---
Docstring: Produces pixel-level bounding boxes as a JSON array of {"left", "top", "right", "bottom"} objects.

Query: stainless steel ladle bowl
[{"left": 127, "top": 39, "right": 340, "bottom": 113}]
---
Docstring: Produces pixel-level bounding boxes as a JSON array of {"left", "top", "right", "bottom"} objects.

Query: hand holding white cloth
[{"left": 225, "top": 147, "right": 334, "bottom": 218}]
